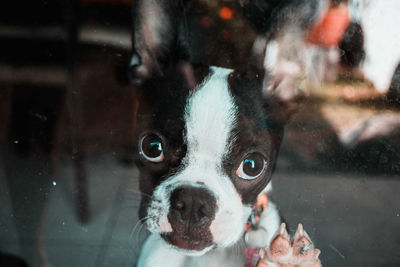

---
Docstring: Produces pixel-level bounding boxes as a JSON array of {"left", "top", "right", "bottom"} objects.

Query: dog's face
[
  {"left": 131, "top": 0, "right": 295, "bottom": 255},
  {"left": 134, "top": 64, "right": 288, "bottom": 254}
]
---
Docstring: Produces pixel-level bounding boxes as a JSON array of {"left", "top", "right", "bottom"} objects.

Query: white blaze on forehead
[
  {"left": 184, "top": 67, "right": 237, "bottom": 166},
  {"left": 181, "top": 67, "right": 245, "bottom": 248}
]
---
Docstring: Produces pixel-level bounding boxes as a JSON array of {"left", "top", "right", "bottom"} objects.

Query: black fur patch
[
  {"left": 224, "top": 70, "right": 285, "bottom": 205},
  {"left": 135, "top": 64, "right": 211, "bottom": 219}
]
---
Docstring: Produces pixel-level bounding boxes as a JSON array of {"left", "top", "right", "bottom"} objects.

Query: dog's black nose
[{"left": 169, "top": 186, "right": 216, "bottom": 227}]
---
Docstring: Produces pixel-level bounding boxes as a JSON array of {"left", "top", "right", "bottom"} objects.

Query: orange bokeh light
[{"left": 219, "top": 7, "right": 233, "bottom": 20}]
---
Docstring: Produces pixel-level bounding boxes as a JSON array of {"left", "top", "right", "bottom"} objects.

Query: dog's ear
[
  {"left": 129, "top": 0, "right": 190, "bottom": 84},
  {"left": 239, "top": 37, "right": 306, "bottom": 125},
  {"left": 261, "top": 74, "right": 307, "bottom": 126}
]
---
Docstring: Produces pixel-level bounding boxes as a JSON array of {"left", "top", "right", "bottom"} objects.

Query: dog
[
  {"left": 241, "top": 0, "right": 400, "bottom": 96},
  {"left": 129, "top": 1, "right": 323, "bottom": 267}
]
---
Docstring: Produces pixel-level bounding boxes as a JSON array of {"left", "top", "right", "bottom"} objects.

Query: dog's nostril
[
  {"left": 198, "top": 205, "right": 207, "bottom": 218},
  {"left": 175, "top": 200, "right": 185, "bottom": 210}
]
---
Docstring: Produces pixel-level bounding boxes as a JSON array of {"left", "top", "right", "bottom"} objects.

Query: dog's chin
[{"left": 161, "top": 232, "right": 215, "bottom": 255}]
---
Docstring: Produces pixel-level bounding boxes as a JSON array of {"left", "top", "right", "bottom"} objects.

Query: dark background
[{"left": 0, "top": 0, "right": 399, "bottom": 266}]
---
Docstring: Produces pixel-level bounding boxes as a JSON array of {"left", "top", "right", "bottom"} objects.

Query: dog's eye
[
  {"left": 139, "top": 133, "right": 165, "bottom": 163},
  {"left": 236, "top": 153, "right": 266, "bottom": 180}
]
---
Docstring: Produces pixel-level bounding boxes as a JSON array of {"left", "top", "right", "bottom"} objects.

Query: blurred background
[{"left": 0, "top": 0, "right": 399, "bottom": 266}]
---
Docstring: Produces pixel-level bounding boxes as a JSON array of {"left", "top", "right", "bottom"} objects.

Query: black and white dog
[{"left": 129, "top": 0, "right": 303, "bottom": 266}]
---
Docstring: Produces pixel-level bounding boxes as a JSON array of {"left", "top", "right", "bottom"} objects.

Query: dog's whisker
[
  {"left": 122, "top": 196, "right": 142, "bottom": 202},
  {"left": 125, "top": 188, "right": 152, "bottom": 199},
  {"left": 234, "top": 240, "right": 245, "bottom": 257},
  {"left": 122, "top": 193, "right": 141, "bottom": 199},
  {"left": 129, "top": 216, "right": 149, "bottom": 247},
  {"left": 119, "top": 205, "right": 141, "bottom": 211}
]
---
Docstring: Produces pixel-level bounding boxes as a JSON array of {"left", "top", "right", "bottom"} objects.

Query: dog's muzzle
[{"left": 162, "top": 186, "right": 217, "bottom": 251}]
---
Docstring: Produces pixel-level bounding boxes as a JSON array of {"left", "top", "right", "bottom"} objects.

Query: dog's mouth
[{"left": 161, "top": 232, "right": 214, "bottom": 251}]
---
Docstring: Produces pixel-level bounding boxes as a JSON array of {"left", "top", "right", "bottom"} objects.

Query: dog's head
[{"left": 130, "top": 0, "right": 299, "bottom": 255}]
